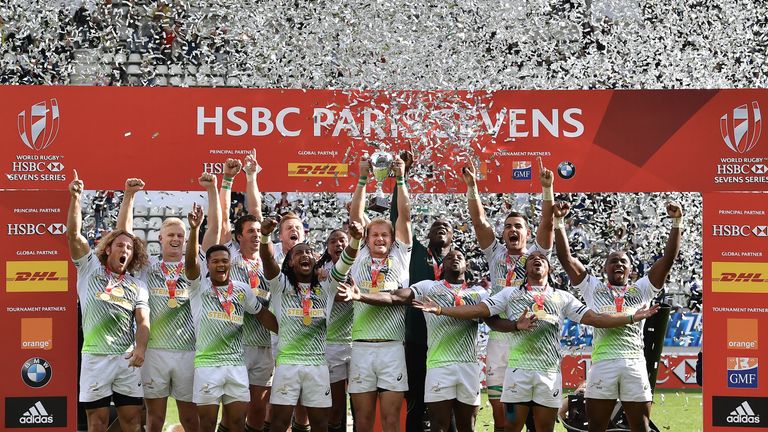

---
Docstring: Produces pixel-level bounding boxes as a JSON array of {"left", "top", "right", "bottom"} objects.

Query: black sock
[
  {"left": 329, "top": 423, "right": 345, "bottom": 432},
  {"left": 291, "top": 420, "right": 311, "bottom": 432},
  {"left": 245, "top": 424, "right": 261, "bottom": 432},
  {"left": 217, "top": 424, "right": 231, "bottom": 432},
  {"left": 494, "top": 427, "right": 505, "bottom": 432},
  {"left": 263, "top": 421, "right": 271, "bottom": 432}
]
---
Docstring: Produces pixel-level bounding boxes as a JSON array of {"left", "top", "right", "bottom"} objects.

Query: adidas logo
[
  {"left": 19, "top": 401, "right": 55, "bottom": 425},
  {"left": 727, "top": 401, "right": 761, "bottom": 424}
]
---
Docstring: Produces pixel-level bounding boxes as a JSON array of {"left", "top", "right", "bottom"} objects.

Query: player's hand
[
  {"left": 69, "top": 169, "right": 84, "bottom": 198},
  {"left": 539, "top": 157, "right": 553, "bottom": 188},
  {"left": 392, "top": 155, "right": 406, "bottom": 177},
  {"left": 188, "top": 203, "right": 204, "bottom": 229},
  {"left": 198, "top": 172, "right": 217, "bottom": 189},
  {"left": 666, "top": 202, "right": 683, "bottom": 218},
  {"left": 553, "top": 201, "right": 571, "bottom": 219},
  {"left": 261, "top": 217, "right": 278, "bottom": 235},
  {"left": 632, "top": 304, "right": 660, "bottom": 322},
  {"left": 461, "top": 164, "right": 477, "bottom": 187},
  {"left": 337, "top": 282, "right": 361, "bottom": 301},
  {"left": 412, "top": 297, "right": 441, "bottom": 314},
  {"left": 348, "top": 221, "right": 364, "bottom": 240},
  {"left": 243, "top": 149, "right": 261, "bottom": 177},
  {"left": 359, "top": 153, "right": 371, "bottom": 178},
  {"left": 124, "top": 178, "right": 145, "bottom": 194},
  {"left": 125, "top": 348, "right": 145, "bottom": 368},
  {"left": 515, "top": 307, "right": 538, "bottom": 330},
  {"left": 400, "top": 150, "right": 414, "bottom": 173},
  {"left": 223, "top": 158, "right": 242, "bottom": 177}
]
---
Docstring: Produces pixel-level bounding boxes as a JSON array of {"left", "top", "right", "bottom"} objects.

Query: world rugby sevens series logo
[
  {"left": 17, "top": 99, "right": 60, "bottom": 151},
  {"left": 720, "top": 101, "right": 761, "bottom": 154}
]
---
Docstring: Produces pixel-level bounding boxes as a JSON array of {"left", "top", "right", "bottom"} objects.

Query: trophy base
[{"left": 367, "top": 196, "right": 390, "bottom": 213}]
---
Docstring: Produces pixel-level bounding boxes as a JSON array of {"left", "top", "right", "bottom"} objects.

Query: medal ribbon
[
  {"left": 427, "top": 248, "right": 443, "bottom": 280},
  {"left": 370, "top": 257, "right": 390, "bottom": 288},
  {"left": 299, "top": 283, "right": 312, "bottom": 324},
  {"left": 526, "top": 283, "right": 548, "bottom": 311},
  {"left": 104, "top": 268, "right": 125, "bottom": 295},
  {"left": 505, "top": 253, "right": 524, "bottom": 286},
  {"left": 245, "top": 257, "right": 262, "bottom": 288},
  {"left": 608, "top": 283, "right": 629, "bottom": 313},
  {"left": 443, "top": 280, "right": 468, "bottom": 306},
  {"left": 161, "top": 261, "right": 183, "bottom": 300},
  {"left": 212, "top": 281, "right": 234, "bottom": 317}
]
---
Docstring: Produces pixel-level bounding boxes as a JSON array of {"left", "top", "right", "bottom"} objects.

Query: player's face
[
  {"left": 366, "top": 223, "right": 393, "bottom": 257},
  {"left": 326, "top": 231, "right": 348, "bottom": 262},
  {"left": 207, "top": 250, "right": 231, "bottom": 284},
  {"left": 604, "top": 252, "right": 632, "bottom": 286},
  {"left": 237, "top": 221, "right": 261, "bottom": 253},
  {"left": 502, "top": 216, "right": 530, "bottom": 253},
  {"left": 106, "top": 234, "right": 134, "bottom": 273},
  {"left": 443, "top": 250, "right": 466, "bottom": 275},
  {"left": 159, "top": 224, "right": 186, "bottom": 257},
  {"left": 279, "top": 218, "right": 304, "bottom": 249},
  {"left": 427, "top": 219, "right": 453, "bottom": 247},
  {"left": 290, "top": 244, "right": 316, "bottom": 277},
  {"left": 525, "top": 252, "right": 549, "bottom": 279}
]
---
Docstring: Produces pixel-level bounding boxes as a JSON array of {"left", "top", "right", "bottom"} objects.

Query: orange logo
[
  {"left": 712, "top": 262, "right": 768, "bottom": 293},
  {"left": 5, "top": 261, "right": 68, "bottom": 292},
  {"left": 20, "top": 318, "right": 53, "bottom": 350},
  {"left": 727, "top": 319, "right": 758, "bottom": 350},
  {"left": 287, "top": 163, "right": 348, "bottom": 177}
]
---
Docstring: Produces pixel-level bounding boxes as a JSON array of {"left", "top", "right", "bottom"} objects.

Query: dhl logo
[
  {"left": 5, "top": 261, "right": 68, "bottom": 292},
  {"left": 712, "top": 262, "right": 768, "bottom": 293},
  {"left": 287, "top": 163, "right": 348, "bottom": 177}
]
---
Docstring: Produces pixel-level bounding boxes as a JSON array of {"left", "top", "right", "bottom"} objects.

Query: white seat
[
  {"left": 114, "top": 52, "right": 127, "bottom": 64},
  {"left": 128, "top": 53, "right": 142, "bottom": 63},
  {"left": 146, "top": 242, "right": 161, "bottom": 256},
  {"left": 169, "top": 64, "right": 183, "bottom": 75},
  {"left": 187, "top": 65, "right": 198, "bottom": 74},
  {"left": 197, "top": 75, "right": 211, "bottom": 86},
  {"left": 147, "top": 230, "right": 161, "bottom": 242},
  {"left": 134, "top": 205, "right": 149, "bottom": 216},
  {"left": 169, "top": 76, "right": 183, "bottom": 86},
  {"left": 226, "top": 76, "right": 241, "bottom": 87},
  {"left": 211, "top": 76, "right": 226, "bottom": 87},
  {"left": 155, "top": 64, "right": 169, "bottom": 74},
  {"left": 101, "top": 53, "right": 114, "bottom": 64},
  {"left": 149, "top": 206, "right": 165, "bottom": 216},
  {"left": 126, "top": 64, "right": 142, "bottom": 75},
  {"left": 132, "top": 217, "right": 148, "bottom": 229},
  {"left": 198, "top": 64, "right": 212, "bottom": 74},
  {"left": 165, "top": 207, "right": 184, "bottom": 217},
  {"left": 155, "top": 76, "right": 168, "bottom": 86},
  {"left": 183, "top": 75, "right": 197, "bottom": 87},
  {"left": 132, "top": 229, "right": 146, "bottom": 241}
]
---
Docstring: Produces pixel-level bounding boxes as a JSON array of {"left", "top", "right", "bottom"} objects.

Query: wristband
[
  {"left": 396, "top": 176, "right": 405, "bottom": 186},
  {"left": 554, "top": 217, "right": 565, "bottom": 229},
  {"left": 221, "top": 184, "right": 231, "bottom": 191},
  {"left": 350, "top": 237, "right": 361, "bottom": 250},
  {"left": 260, "top": 234, "right": 270, "bottom": 243},
  {"left": 357, "top": 177, "right": 368, "bottom": 187},
  {"left": 543, "top": 186, "right": 554, "bottom": 201},
  {"left": 628, "top": 314, "right": 634, "bottom": 324},
  {"left": 672, "top": 217, "right": 683, "bottom": 229},
  {"left": 221, "top": 177, "right": 233, "bottom": 191},
  {"left": 223, "top": 176, "right": 234, "bottom": 182},
  {"left": 466, "top": 187, "right": 478, "bottom": 201}
]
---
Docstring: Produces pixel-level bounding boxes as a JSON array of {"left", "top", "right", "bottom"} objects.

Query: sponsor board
[
  {"left": 20, "top": 318, "right": 53, "bottom": 351},
  {"left": 712, "top": 396, "right": 767, "bottom": 427},
  {"left": 6, "top": 223, "right": 66, "bottom": 236},
  {"left": 21, "top": 357, "right": 52, "bottom": 388},
  {"left": 511, "top": 161, "right": 532, "bottom": 180},
  {"left": 711, "top": 262, "right": 768, "bottom": 293},
  {"left": 728, "top": 357, "right": 758, "bottom": 389},
  {"left": 727, "top": 319, "right": 758, "bottom": 350},
  {"left": 4, "top": 396, "right": 66, "bottom": 428},
  {"left": 287, "top": 163, "right": 348, "bottom": 177},
  {"left": 5, "top": 261, "right": 68, "bottom": 292}
]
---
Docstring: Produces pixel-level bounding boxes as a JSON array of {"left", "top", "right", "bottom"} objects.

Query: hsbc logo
[
  {"left": 712, "top": 225, "right": 768, "bottom": 237},
  {"left": 10, "top": 162, "right": 65, "bottom": 173},
  {"left": 721, "top": 101, "right": 762, "bottom": 154},
  {"left": 7, "top": 224, "right": 67, "bottom": 236},
  {"left": 17, "top": 99, "right": 60, "bottom": 151}
]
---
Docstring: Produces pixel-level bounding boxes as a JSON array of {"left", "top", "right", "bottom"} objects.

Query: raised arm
[
  {"left": 218, "top": 158, "right": 242, "bottom": 244},
  {"left": 116, "top": 178, "right": 145, "bottom": 233},
  {"left": 243, "top": 149, "right": 263, "bottom": 221},
  {"left": 66, "top": 170, "right": 90, "bottom": 260},
  {"left": 461, "top": 164, "right": 495, "bottom": 250},
  {"left": 184, "top": 204, "right": 203, "bottom": 281},
  {"left": 259, "top": 218, "right": 281, "bottom": 280},
  {"left": 350, "top": 154, "right": 371, "bottom": 227},
  {"left": 553, "top": 201, "right": 587, "bottom": 285},
  {"left": 536, "top": 157, "right": 555, "bottom": 249},
  {"left": 580, "top": 304, "right": 660, "bottom": 328},
  {"left": 647, "top": 202, "right": 683, "bottom": 289},
  {"left": 392, "top": 155, "right": 412, "bottom": 245},
  {"left": 199, "top": 172, "right": 221, "bottom": 252}
]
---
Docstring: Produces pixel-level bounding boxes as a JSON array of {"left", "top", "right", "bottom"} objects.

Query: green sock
[
  {"left": 217, "top": 424, "right": 231, "bottom": 432},
  {"left": 291, "top": 420, "right": 310, "bottom": 432},
  {"left": 245, "top": 424, "right": 261, "bottom": 432},
  {"left": 263, "top": 421, "right": 271, "bottom": 432}
]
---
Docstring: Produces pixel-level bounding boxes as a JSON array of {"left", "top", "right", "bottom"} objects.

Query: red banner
[
  {"left": 0, "top": 191, "right": 78, "bottom": 431},
  {"left": 2, "top": 86, "right": 768, "bottom": 193},
  {"left": 560, "top": 353, "right": 700, "bottom": 389}
]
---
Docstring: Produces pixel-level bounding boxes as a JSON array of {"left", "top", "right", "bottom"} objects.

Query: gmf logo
[
  {"left": 5, "top": 261, "right": 68, "bottom": 292},
  {"left": 18, "top": 99, "right": 60, "bottom": 151},
  {"left": 287, "top": 163, "right": 348, "bottom": 177},
  {"left": 727, "top": 357, "right": 758, "bottom": 388},
  {"left": 711, "top": 262, "right": 768, "bottom": 293},
  {"left": 720, "top": 101, "right": 761, "bottom": 154}
]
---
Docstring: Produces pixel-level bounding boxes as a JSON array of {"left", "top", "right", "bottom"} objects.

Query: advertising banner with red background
[
  {"left": 0, "top": 191, "right": 77, "bottom": 431},
  {"left": 3, "top": 86, "right": 768, "bottom": 431}
]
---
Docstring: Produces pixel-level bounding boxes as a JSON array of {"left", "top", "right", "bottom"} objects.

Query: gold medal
[
  {"left": 99, "top": 292, "right": 111, "bottom": 301},
  {"left": 303, "top": 315, "right": 312, "bottom": 326},
  {"left": 535, "top": 309, "right": 547, "bottom": 319},
  {"left": 167, "top": 298, "right": 179, "bottom": 308},
  {"left": 111, "top": 287, "right": 124, "bottom": 298}
]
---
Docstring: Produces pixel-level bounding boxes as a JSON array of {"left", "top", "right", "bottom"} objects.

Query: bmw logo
[
  {"left": 22, "top": 357, "right": 52, "bottom": 388},
  {"left": 557, "top": 161, "right": 576, "bottom": 179}
]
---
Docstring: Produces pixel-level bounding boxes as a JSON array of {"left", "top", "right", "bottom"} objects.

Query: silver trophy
[{"left": 368, "top": 151, "right": 394, "bottom": 213}]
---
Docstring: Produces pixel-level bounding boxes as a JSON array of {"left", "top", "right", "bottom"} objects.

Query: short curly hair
[{"left": 95, "top": 229, "right": 149, "bottom": 274}]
